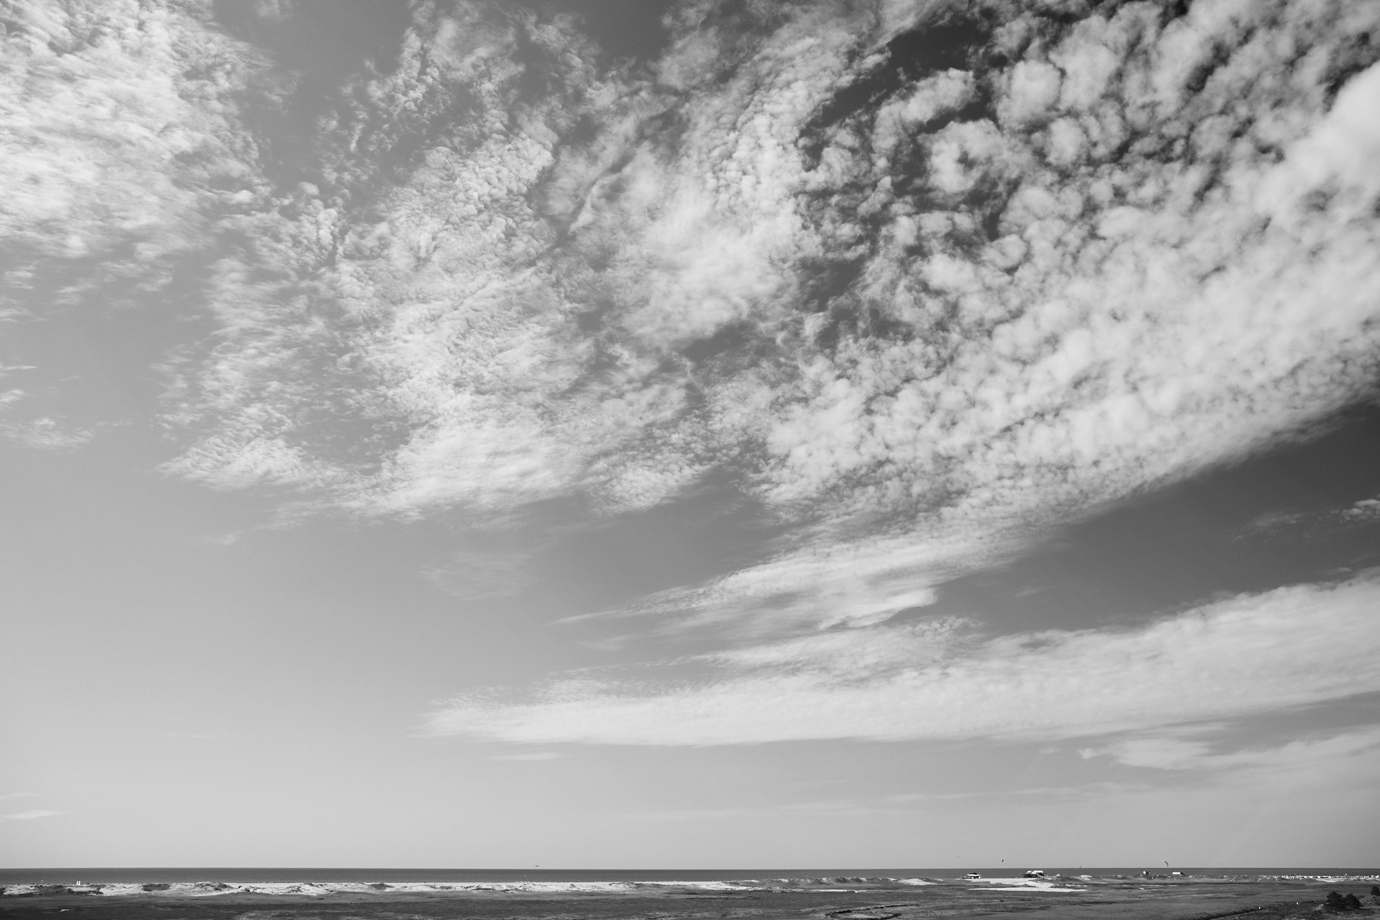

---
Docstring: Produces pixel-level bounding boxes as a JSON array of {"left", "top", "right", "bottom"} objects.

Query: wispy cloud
[
  {"left": 1239, "top": 493, "right": 1380, "bottom": 542},
  {"left": 0, "top": 415, "right": 96, "bottom": 450},
  {"left": 490, "top": 751, "right": 560, "bottom": 762},
  {"left": 1087, "top": 726, "right": 1380, "bottom": 775},
  {"left": 422, "top": 539, "right": 546, "bottom": 603},
  {"left": 426, "top": 570, "right": 1380, "bottom": 746},
  {"left": 3, "top": 809, "right": 63, "bottom": 821}
]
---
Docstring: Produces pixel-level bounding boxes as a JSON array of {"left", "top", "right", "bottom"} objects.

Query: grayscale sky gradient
[{"left": 2, "top": 0, "right": 1379, "bottom": 868}]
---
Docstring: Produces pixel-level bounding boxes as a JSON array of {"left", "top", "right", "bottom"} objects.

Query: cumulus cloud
[
  {"left": 426, "top": 570, "right": 1380, "bottom": 746},
  {"left": 1343, "top": 497, "right": 1380, "bottom": 523}
]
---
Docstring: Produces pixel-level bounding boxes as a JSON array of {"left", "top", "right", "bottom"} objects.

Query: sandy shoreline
[{"left": 3, "top": 872, "right": 1378, "bottom": 920}]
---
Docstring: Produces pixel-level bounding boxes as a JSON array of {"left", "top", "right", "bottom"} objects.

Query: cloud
[
  {"left": 0, "top": 0, "right": 287, "bottom": 452},
  {"left": 0, "top": 415, "right": 96, "bottom": 450},
  {"left": 1077, "top": 721, "right": 1380, "bottom": 812},
  {"left": 139, "top": 1, "right": 1378, "bottom": 621},
  {"left": 191, "top": 532, "right": 243, "bottom": 547},
  {"left": 0, "top": 0, "right": 276, "bottom": 264},
  {"left": 0, "top": 792, "right": 41, "bottom": 801},
  {"left": 7, "top": 0, "right": 1380, "bottom": 638},
  {"left": 490, "top": 751, "right": 560, "bottom": 762},
  {"left": 704, "top": 615, "right": 969, "bottom": 674},
  {"left": 0, "top": 364, "right": 97, "bottom": 450},
  {"left": 1238, "top": 491, "right": 1380, "bottom": 541},
  {"left": 1343, "top": 498, "right": 1380, "bottom": 523},
  {"left": 426, "top": 570, "right": 1380, "bottom": 746},
  {"left": 1104, "top": 728, "right": 1380, "bottom": 772},
  {"left": 3, "top": 809, "right": 63, "bottom": 821},
  {"left": 424, "top": 548, "right": 534, "bottom": 602},
  {"left": 252, "top": 0, "right": 292, "bottom": 24}
]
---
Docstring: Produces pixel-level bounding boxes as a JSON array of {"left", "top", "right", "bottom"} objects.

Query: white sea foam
[
  {"left": 971, "top": 884, "right": 1085, "bottom": 893},
  {"left": 1267, "top": 875, "right": 1380, "bottom": 883},
  {"left": 961, "top": 877, "right": 1086, "bottom": 892},
  {"left": 0, "top": 880, "right": 771, "bottom": 898},
  {"left": 11, "top": 874, "right": 1374, "bottom": 898}
]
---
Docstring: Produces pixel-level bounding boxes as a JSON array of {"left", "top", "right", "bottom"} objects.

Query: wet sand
[{"left": 3, "top": 876, "right": 1378, "bottom": 920}]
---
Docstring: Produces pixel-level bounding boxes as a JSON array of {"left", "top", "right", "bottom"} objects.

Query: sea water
[{"left": 2, "top": 867, "right": 1376, "bottom": 886}]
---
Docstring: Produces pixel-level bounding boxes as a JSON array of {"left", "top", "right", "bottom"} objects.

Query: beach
[{"left": 3, "top": 873, "right": 1377, "bottom": 920}]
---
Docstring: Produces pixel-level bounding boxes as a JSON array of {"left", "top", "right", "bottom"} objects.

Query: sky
[{"left": 2, "top": 0, "right": 1380, "bottom": 869}]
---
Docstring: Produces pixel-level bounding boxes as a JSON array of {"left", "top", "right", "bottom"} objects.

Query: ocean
[{"left": 2, "top": 867, "right": 1376, "bottom": 885}]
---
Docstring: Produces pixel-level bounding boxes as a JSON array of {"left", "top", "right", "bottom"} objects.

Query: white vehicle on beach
[
  {"left": 1023, "top": 870, "right": 1045, "bottom": 878},
  {"left": 962, "top": 873, "right": 981, "bottom": 881}
]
